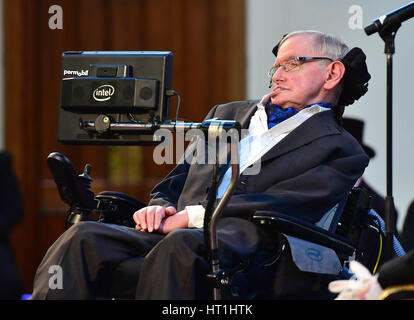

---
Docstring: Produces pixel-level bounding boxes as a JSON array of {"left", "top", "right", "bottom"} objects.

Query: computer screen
[{"left": 57, "top": 51, "right": 173, "bottom": 145}]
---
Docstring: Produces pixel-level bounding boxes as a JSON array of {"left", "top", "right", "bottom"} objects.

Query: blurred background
[{"left": 0, "top": 0, "right": 412, "bottom": 295}]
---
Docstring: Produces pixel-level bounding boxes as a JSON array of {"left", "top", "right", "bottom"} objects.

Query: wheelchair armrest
[
  {"left": 252, "top": 211, "right": 355, "bottom": 258},
  {"left": 96, "top": 191, "right": 146, "bottom": 227},
  {"left": 97, "top": 191, "right": 146, "bottom": 209}
]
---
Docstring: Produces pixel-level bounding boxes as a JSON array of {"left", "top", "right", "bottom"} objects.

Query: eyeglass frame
[{"left": 268, "top": 56, "right": 334, "bottom": 79}]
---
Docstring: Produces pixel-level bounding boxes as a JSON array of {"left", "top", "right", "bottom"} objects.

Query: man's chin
[
  {"left": 270, "top": 97, "right": 282, "bottom": 106},
  {"left": 270, "top": 98, "right": 290, "bottom": 109},
  {"left": 270, "top": 100, "right": 302, "bottom": 111}
]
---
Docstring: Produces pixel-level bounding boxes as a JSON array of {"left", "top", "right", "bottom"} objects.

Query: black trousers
[{"left": 32, "top": 217, "right": 278, "bottom": 300}]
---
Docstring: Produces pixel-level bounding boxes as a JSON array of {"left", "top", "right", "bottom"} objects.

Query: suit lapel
[
  {"left": 233, "top": 100, "right": 260, "bottom": 129},
  {"left": 261, "top": 110, "right": 341, "bottom": 162}
]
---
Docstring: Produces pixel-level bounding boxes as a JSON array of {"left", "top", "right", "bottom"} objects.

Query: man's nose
[
  {"left": 269, "top": 67, "right": 285, "bottom": 87},
  {"left": 273, "top": 66, "right": 286, "bottom": 81}
]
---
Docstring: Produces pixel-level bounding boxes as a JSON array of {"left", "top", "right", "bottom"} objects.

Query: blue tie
[{"left": 266, "top": 102, "right": 331, "bottom": 129}]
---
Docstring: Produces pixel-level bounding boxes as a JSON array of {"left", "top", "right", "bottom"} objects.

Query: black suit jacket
[{"left": 149, "top": 100, "right": 370, "bottom": 224}]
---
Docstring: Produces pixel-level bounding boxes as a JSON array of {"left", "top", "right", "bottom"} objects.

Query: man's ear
[{"left": 324, "top": 61, "right": 345, "bottom": 90}]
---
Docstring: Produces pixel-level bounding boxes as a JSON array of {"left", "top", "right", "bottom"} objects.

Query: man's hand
[
  {"left": 133, "top": 206, "right": 177, "bottom": 233},
  {"left": 133, "top": 206, "right": 190, "bottom": 234}
]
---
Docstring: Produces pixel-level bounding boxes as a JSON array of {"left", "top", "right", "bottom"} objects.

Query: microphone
[{"left": 365, "top": 2, "right": 414, "bottom": 35}]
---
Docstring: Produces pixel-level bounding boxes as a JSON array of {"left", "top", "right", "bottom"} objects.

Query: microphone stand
[{"left": 368, "top": 15, "right": 402, "bottom": 260}]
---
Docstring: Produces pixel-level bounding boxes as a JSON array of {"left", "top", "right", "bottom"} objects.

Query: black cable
[{"left": 166, "top": 89, "right": 182, "bottom": 123}]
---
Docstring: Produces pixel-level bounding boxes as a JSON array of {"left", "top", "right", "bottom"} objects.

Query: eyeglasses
[{"left": 267, "top": 56, "right": 334, "bottom": 79}]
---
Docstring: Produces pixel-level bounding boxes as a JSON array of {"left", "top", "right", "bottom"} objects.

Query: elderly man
[{"left": 32, "top": 30, "right": 371, "bottom": 300}]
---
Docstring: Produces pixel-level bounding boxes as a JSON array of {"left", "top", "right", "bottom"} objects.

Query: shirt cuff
[{"left": 186, "top": 205, "right": 205, "bottom": 228}]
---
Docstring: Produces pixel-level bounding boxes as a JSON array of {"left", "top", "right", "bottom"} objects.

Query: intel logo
[{"left": 93, "top": 84, "right": 115, "bottom": 102}]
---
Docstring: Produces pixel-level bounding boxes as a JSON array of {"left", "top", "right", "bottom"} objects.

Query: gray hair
[{"left": 278, "top": 30, "right": 350, "bottom": 61}]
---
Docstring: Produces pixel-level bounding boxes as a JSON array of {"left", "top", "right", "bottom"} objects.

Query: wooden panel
[
  {"left": 4, "top": 0, "right": 43, "bottom": 292},
  {"left": 4, "top": 0, "right": 246, "bottom": 293}
]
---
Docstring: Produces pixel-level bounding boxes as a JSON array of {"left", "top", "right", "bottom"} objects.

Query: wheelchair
[{"left": 46, "top": 151, "right": 405, "bottom": 300}]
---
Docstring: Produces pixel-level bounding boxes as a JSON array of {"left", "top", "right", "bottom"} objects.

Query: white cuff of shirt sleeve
[{"left": 186, "top": 205, "right": 205, "bottom": 228}]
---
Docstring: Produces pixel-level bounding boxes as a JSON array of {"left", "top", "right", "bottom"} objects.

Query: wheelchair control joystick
[
  {"left": 47, "top": 152, "right": 146, "bottom": 229},
  {"left": 46, "top": 152, "right": 98, "bottom": 228},
  {"left": 79, "top": 164, "right": 93, "bottom": 189}
]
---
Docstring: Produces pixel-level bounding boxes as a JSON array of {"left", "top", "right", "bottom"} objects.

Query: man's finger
[
  {"left": 165, "top": 206, "right": 177, "bottom": 216},
  {"left": 133, "top": 208, "right": 146, "bottom": 229},
  {"left": 153, "top": 206, "right": 166, "bottom": 231},
  {"left": 133, "top": 208, "right": 143, "bottom": 224},
  {"left": 139, "top": 207, "right": 153, "bottom": 231},
  {"left": 146, "top": 206, "right": 160, "bottom": 232}
]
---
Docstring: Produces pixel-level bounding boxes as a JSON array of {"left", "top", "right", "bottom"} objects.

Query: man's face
[{"left": 269, "top": 34, "right": 330, "bottom": 110}]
